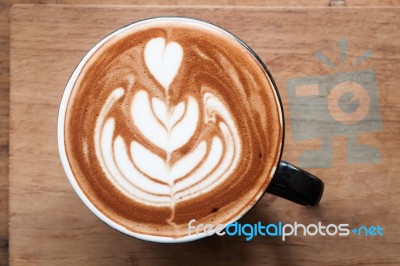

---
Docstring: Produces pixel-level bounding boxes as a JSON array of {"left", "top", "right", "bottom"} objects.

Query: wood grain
[
  {"left": 9, "top": 0, "right": 400, "bottom": 6},
  {"left": 0, "top": 0, "right": 9, "bottom": 265},
  {"left": 3, "top": 2, "right": 400, "bottom": 266},
  {"left": 9, "top": 5, "right": 400, "bottom": 266}
]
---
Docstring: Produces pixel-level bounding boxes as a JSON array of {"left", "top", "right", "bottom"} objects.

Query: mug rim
[{"left": 57, "top": 16, "right": 285, "bottom": 243}]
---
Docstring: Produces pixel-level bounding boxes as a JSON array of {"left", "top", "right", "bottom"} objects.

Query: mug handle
[{"left": 266, "top": 161, "right": 324, "bottom": 206}]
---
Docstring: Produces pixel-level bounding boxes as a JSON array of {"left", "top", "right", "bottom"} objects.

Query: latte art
[
  {"left": 64, "top": 18, "right": 283, "bottom": 239},
  {"left": 95, "top": 38, "right": 241, "bottom": 206}
]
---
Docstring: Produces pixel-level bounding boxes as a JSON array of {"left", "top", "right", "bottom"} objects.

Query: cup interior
[{"left": 57, "top": 16, "right": 284, "bottom": 243}]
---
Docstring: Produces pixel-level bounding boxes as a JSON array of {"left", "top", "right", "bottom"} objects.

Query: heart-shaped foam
[{"left": 144, "top": 37, "right": 183, "bottom": 90}]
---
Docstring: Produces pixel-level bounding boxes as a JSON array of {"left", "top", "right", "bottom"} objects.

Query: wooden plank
[
  {"left": 9, "top": 0, "right": 400, "bottom": 6},
  {"left": 2, "top": 2, "right": 399, "bottom": 266},
  {"left": 8, "top": 4, "right": 400, "bottom": 266},
  {"left": 0, "top": 0, "right": 9, "bottom": 265}
]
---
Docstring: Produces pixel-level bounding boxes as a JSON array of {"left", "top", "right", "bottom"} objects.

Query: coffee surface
[{"left": 64, "top": 18, "right": 283, "bottom": 238}]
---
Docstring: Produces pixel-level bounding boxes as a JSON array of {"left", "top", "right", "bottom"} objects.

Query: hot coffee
[{"left": 62, "top": 17, "right": 283, "bottom": 239}]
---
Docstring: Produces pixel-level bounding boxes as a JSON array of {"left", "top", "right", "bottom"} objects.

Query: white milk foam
[{"left": 94, "top": 38, "right": 241, "bottom": 207}]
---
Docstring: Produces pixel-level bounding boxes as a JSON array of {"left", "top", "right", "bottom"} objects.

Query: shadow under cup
[{"left": 57, "top": 17, "right": 324, "bottom": 243}]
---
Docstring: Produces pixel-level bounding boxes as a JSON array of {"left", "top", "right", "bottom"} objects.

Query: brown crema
[{"left": 64, "top": 19, "right": 283, "bottom": 238}]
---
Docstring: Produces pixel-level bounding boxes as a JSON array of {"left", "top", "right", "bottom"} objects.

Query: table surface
[
  {"left": 8, "top": 3, "right": 400, "bottom": 266},
  {"left": 3, "top": 1, "right": 400, "bottom": 265}
]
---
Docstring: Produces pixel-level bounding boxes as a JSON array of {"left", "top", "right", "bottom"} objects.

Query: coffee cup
[{"left": 58, "top": 17, "right": 324, "bottom": 243}]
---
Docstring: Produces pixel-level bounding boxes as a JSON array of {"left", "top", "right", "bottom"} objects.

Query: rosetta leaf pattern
[
  {"left": 130, "top": 90, "right": 199, "bottom": 153},
  {"left": 95, "top": 38, "right": 241, "bottom": 206}
]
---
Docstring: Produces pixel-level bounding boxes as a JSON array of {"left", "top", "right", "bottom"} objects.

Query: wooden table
[{"left": 3, "top": 1, "right": 400, "bottom": 265}]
